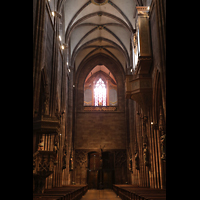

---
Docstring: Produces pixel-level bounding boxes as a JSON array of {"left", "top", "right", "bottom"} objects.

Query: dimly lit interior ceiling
[{"left": 63, "top": 0, "right": 138, "bottom": 72}]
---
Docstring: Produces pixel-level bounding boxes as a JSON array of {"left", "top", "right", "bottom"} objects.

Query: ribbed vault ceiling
[{"left": 61, "top": 0, "right": 145, "bottom": 72}]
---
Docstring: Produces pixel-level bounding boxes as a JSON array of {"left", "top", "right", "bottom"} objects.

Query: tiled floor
[{"left": 80, "top": 189, "right": 122, "bottom": 200}]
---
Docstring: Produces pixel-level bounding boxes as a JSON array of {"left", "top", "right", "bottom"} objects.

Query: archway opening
[{"left": 84, "top": 65, "right": 117, "bottom": 106}]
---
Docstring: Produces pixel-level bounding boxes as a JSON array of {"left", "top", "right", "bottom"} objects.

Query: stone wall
[
  {"left": 74, "top": 54, "right": 127, "bottom": 185},
  {"left": 74, "top": 54, "right": 126, "bottom": 150},
  {"left": 75, "top": 112, "right": 126, "bottom": 149}
]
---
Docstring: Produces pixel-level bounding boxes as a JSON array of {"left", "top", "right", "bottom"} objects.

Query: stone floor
[{"left": 80, "top": 189, "right": 122, "bottom": 200}]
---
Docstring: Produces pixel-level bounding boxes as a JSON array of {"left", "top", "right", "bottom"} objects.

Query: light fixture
[
  {"left": 51, "top": 11, "right": 62, "bottom": 18},
  {"left": 61, "top": 43, "right": 68, "bottom": 50},
  {"left": 147, "top": 6, "right": 150, "bottom": 10},
  {"left": 59, "top": 35, "right": 61, "bottom": 41},
  {"left": 73, "top": 85, "right": 75, "bottom": 87},
  {"left": 151, "top": 122, "right": 153, "bottom": 125},
  {"left": 66, "top": 62, "right": 68, "bottom": 65},
  {"left": 130, "top": 69, "right": 133, "bottom": 72},
  {"left": 68, "top": 69, "right": 71, "bottom": 72}
]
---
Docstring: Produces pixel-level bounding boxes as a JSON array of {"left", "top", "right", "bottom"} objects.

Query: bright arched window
[
  {"left": 94, "top": 78, "right": 106, "bottom": 106},
  {"left": 84, "top": 65, "right": 117, "bottom": 107}
]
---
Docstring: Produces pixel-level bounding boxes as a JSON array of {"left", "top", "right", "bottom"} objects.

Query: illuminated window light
[
  {"left": 94, "top": 78, "right": 106, "bottom": 106},
  {"left": 68, "top": 69, "right": 71, "bottom": 72},
  {"left": 51, "top": 11, "right": 55, "bottom": 16},
  {"left": 59, "top": 35, "right": 61, "bottom": 41},
  {"left": 61, "top": 45, "right": 64, "bottom": 50}
]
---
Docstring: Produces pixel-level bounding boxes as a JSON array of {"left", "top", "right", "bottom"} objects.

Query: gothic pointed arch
[
  {"left": 75, "top": 53, "right": 125, "bottom": 112},
  {"left": 84, "top": 65, "right": 117, "bottom": 107}
]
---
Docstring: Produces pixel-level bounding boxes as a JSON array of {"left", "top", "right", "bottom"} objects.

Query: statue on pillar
[
  {"left": 62, "top": 139, "right": 67, "bottom": 170},
  {"left": 53, "top": 134, "right": 59, "bottom": 165},
  {"left": 135, "top": 151, "right": 139, "bottom": 170},
  {"left": 143, "top": 142, "right": 149, "bottom": 166},
  {"left": 38, "top": 138, "right": 44, "bottom": 151},
  {"left": 69, "top": 150, "right": 74, "bottom": 171},
  {"left": 129, "top": 156, "right": 132, "bottom": 172},
  {"left": 159, "top": 106, "right": 166, "bottom": 160},
  {"left": 160, "top": 131, "right": 166, "bottom": 160},
  {"left": 143, "top": 134, "right": 149, "bottom": 166}
]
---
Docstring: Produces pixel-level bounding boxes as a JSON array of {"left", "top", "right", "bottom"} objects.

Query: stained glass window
[{"left": 94, "top": 78, "right": 106, "bottom": 106}]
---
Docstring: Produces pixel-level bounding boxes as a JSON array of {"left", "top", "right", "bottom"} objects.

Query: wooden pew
[
  {"left": 33, "top": 196, "right": 63, "bottom": 200},
  {"left": 132, "top": 188, "right": 166, "bottom": 200},
  {"left": 33, "top": 191, "right": 67, "bottom": 200},
  {"left": 60, "top": 185, "right": 88, "bottom": 199},
  {"left": 33, "top": 193, "right": 65, "bottom": 200},
  {"left": 137, "top": 193, "right": 166, "bottom": 200},
  {"left": 113, "top": 184, "right": 166, "bottom": 200},
  {"left": 33, "top": 185, "right": 88, "bottom": 200},
  {"left": 125, "top": 188, "right": 165, "bottom": 200},
  {"left": 59, "top": 185, "right": 88, "bottom": 197},
  {"left": 113, "top": 184, "right": 139, "bottom": 199},
  {"left": 44, "top": 185, "right": 87, "bottom": 200},
  {"left": 113, "top": 184, "right": 144, "bottom": 200},
  {"left": 44, "top": 187, "right": 76, "bottom": 200}
]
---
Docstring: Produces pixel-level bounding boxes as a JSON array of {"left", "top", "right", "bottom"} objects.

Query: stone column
[
  {"left": 49, "top": 14, "right": 60, "bottom": 117},
  {"left": 33, "top": 0, "right": 46, "bottom": 117}
]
